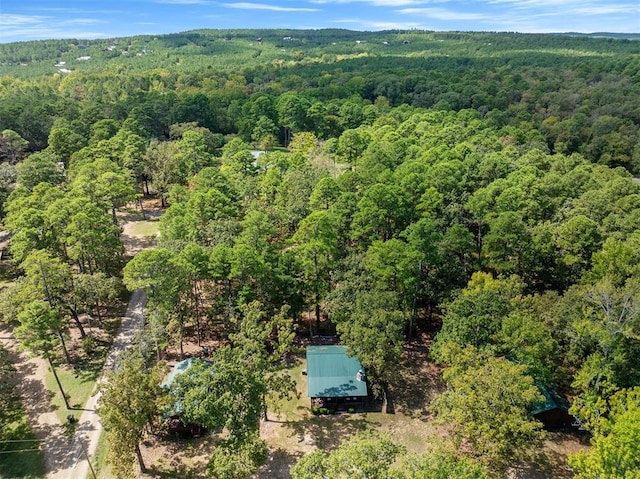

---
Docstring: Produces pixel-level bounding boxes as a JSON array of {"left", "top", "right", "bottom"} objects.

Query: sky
[{"left": 0, "top": 0, "right": 638, "bottom": 44}]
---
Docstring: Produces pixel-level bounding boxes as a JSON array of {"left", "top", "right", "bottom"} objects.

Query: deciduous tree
[
  {"left": 98, "top": 351, "right": 168, "bottom": 478},
  {"left": 432, "top": 345, "right": 544, "bottom": 471}
]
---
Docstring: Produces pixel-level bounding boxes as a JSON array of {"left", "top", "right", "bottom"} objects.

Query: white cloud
[
  {"left": 156, "top": 0, "right": 211, "bottom": 4},
  {"left": 333, "top": 18, "right": 428, "bottom": 29},
  {"left": 573, "top": 5, "right": 640, "bottom": 15},
  {"left": 0, "top": 14, "right": 49, "bottom": 26},
  {"left": 222, "top": 2, "right": 320, "bottom": 11},
  {"left": 397, "top": 7, "right": 488, "bottom": 20},
  {"left": 486, "top": 0, "right": 638, "bottom": 14},
  {"left": 25, "top": 7, "right": 127, "bottom": 14},
  {"left": 312, "top": 0, "right": 448, "bottom": 4},
  {"left": 0, "top": 13, "right": 109, "bottom": 40},
  {"left": 487, "top": 0, "right": 581, "bottom": 6},
  {"left": 63, "top": 18, "right": 105, "bottom": 26},
  {"left": 0, "top": 27, "right": 106, "bottom": 40}
]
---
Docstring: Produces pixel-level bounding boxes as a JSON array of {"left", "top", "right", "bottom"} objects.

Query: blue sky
[{"left": 1, "top": 0, "right": 638, "bottom": 43}]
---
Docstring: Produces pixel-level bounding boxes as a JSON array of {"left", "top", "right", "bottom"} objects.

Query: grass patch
[
  {"left": 93, "top": 431, "right": 116, "bottom": 479},
  {"left": 45, "top": 365, "right": 98, "bottom": 424},
  {"left": 0, "top": 416, "right": 45, "bottom": 479},
  {"left": 128, "top": 221, "right": 160, "bottom": 237},
  {"left": 268, "top": 359, "right": 309, "bottom": 422}
]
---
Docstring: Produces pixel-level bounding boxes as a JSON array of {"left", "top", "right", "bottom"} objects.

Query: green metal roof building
[
  {"left": 306, "top": 346, "right": 368, "bottom": 403},
  {"left": 161, "top": 357, "right": 200, "bottom": 389},
  {"left": 530, "top": 383, "right": 574, "bottom": 429}
]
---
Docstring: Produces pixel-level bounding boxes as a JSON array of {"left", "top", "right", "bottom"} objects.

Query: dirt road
[
  {"left": 62, "top": 289, "right": 147, "bottom": 479},
  {"left": 1, "top": 289, "right": 147, "bottom": 479}
]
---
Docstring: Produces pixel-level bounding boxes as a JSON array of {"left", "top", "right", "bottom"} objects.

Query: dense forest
[{"left": 1, "top": 29, "right": 639, "bottom": 478}]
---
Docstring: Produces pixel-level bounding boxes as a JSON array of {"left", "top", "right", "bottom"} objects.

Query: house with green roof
[
  {"left": 305, "top": 345, "right": 368, "bottom": 411},
  {"left": 161, "top": 357, "right": 212, "bottom": 437}
]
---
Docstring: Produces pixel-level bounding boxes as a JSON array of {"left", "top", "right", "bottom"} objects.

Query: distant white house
[
  {"left": 76, "top": 56, "right": 91, "bottom": 61},
  {"left": 58, "top": 68, "right": 72, "bottom": 74},
  {"left": 55, "top": 61, "right": 66, "bottom": 67}
]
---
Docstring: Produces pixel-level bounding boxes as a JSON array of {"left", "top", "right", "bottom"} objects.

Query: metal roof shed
[
  {"left": 530, "top": 383, "right": 574, "bottom": 429},
  {"left": 306, "top": 345, "right": 368, "bottom": 399}
]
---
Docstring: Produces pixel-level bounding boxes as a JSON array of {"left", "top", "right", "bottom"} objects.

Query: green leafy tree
[
  {"left": 497, "top": 301, "right": 558, "bottom": 384},
  {"left": 396, "top": 449, "right": 489, "bottom": 479},
  {"left": 0, "top": 346, "right": 17, "bottom": 428},
  {"left": 291, "top": 210, "right": 339, "bottom": 333},
  {"left": 337, "top": 127, "right": 370, "bottom": 169},
  {"left": 0, "top": 129, "right": 29, "bottom": 164},
  {"left": 556, "top": 214, "right": 602, "bottom": 285},
  {"left": 568, "top": 280, "right": 640, "bottom": 428},
  {"left": 481, "top": 211, "right": 530, "bottom": 275},
  {"left": 274, "top": 165, "right": 319, "bottom": 234},
  {"left": 47, "top": 126, "right": 87, "bottom": 164},
  {"left": 174, "top": 129, "right": 214, "bottom": 178},
  {"left": 276, "top": 93, "right": 311, "bottom": 145},
  {"left": 351, "top": 183, "right": 410, "bottom": 246},
  {"left": 569, "top": 387, "right": 640, "bottom": 479},
  {"left": 251, "top": 116, "right": 279, "bottom": 150},
  {"left": 17, "top": 151, "right": 65, "bottom": 190},
  {"left": 143, "top": 140, "right": 179, "bottom": 206},
  {"left": 123, "top": 248, "right": 191, "bottom": 356},
  {"left": 291, "top": 432, "right": 403, "bottom": 479},
  {"left": 98, "top": 351, "right": 168, "bottom": 478},
  {"left": 309, "top": 176, "right": 341, "bottom": 211},
  {"left": 432, "top": 272, "right": 521, "bottom": 354},
  {"left": 14, "top": 300, "right": 71, "bottom": 407},
  {"left": 64, "top": 196, "right": 124, "bottom": 274},
  {"left": 19, "top": 250, "right": 87, "bottom": 339},
  {"left": 72, "top": 272, "right": 121, "bottom": 325},
  {"left": 3, "top": 183, "right": 64, "bottom": 263},
  {"left": 171, "top": 348, "right": 265, "bottom": 442},
  {"left": 365, "top": 238, "right": 421, "bottom": 312},
  {"left": 15, "top": 299, "right": 67, "bottom": 362},
  {"left": 207, "top": 434, "right": 267, "bottom": 479},
  {"left": 0, "top": 163, "right": 17, "bottom": 219},
  {"left": 71, "top": 159, "right": 137, "bottom": 224},
  {"left": 432, "top": 345, "right": 545, "bottom": 471},
  {"left": 220, "top": 137, "right": 259, "bottom": 194},
  {"left": 331, "top": 285, "right": 405, "bottom": 399},
  {"left": 229, "top": 301, "right": 298, "bottom": 420}
]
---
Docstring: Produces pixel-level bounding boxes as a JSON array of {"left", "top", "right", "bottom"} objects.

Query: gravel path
[
  {"left": 0, "top": 329, "right": 69, "bottom": 475},
  {"left": 62, "top": 289, "right": 147, "bottom": 479}
]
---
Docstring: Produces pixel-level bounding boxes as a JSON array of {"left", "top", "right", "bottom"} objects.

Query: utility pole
[
  {"left": 79, "top": 439, "right": 97, "bottom": 479},
  {"left": 409, "top": 259, "right": 422, "bottom": 341},
  {"left": 40, "top": 260, "right": 72, "bottom": 406},
  {"left": 48, "top": 357, "right": 70, "bottom": 409}
]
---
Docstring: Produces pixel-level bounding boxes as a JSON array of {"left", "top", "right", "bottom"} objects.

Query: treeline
[{"left": 0, "top": 30, "right": 639, "bottom": 172}]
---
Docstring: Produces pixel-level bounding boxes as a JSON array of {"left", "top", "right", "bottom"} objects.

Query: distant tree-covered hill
[{"left": 2, "top": 29, "right": 638, "bottom": 174}]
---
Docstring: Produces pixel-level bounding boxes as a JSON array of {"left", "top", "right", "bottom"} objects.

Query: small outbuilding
[
  {"left": 531, "top": 384, "right": 574, "bottom": 429},
  {"left": 161, "top": 358, "right": 211, "bottom": 437},
  {"left": 306, "top": 345, "right": 368, "bottom": 411}
]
